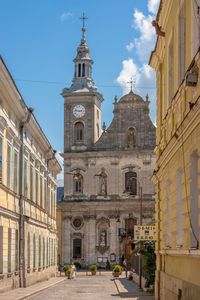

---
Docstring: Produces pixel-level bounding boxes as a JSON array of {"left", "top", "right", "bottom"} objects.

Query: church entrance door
[{"left": 73, "top": 238, "right": 82, "bottom": 259}]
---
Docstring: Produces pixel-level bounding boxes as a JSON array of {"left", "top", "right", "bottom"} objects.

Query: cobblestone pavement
[{"left": 27, "top": 274, "right": 121, "bottom": 300}]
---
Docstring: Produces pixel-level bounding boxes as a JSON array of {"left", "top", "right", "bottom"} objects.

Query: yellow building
[
  {"left": 0, "top": 56, "right": 61, "bottom": 293},
  {"left": 150, "top": 1, "right": 200, "bottom": 299}
]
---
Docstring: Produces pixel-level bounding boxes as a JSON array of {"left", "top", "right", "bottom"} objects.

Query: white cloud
[
  {"left": 127, "top": 9, "right": 156, "bottom": 62},
  {"left": 56, "top": 151, "right": 64, "bottom": 180},
  {"left": 126, "top": 42, "right": 134, "bottom": 52},
  {"left": 116, "top": 1, "right": 160, "bottom": 123},
  {"left": 60, "top": 12, "right": 73, "bottom": 22},
  {"left": 148, "top": 0, "right": 160, "bottom": 15},
  {"left": 116, "top": 59, "right": 156, "bottom": 121},
  {"left": 117, "top": 59, "right": 155, "bottom": 98},
  {"left": 116, "top": 58, "right": 140, "bottom": 95}
]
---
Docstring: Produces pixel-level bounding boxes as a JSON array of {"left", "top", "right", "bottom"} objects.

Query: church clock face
[{"left": 73, "top": 104, "right": 85, "bottom": 118}]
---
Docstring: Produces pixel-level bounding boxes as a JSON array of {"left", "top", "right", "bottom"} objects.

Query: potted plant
[
  {"left": 89, "top": 264, "right": 97, "bottom": 275},
  {"left": 63, "top": 264, "right": 72, "bottom": 279},
  {"left": 112, "top": 264, "right": 122, "bottom": 277}
]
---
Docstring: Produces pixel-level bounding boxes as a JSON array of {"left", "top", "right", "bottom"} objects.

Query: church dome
[{"left": 119, "top": 90, "right": 144, "bottom": 103}]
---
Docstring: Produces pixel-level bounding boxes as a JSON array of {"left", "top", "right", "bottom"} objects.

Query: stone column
[
  {"left": 62, "top": 216, "right": 71, "bottom": 264},
  {"left": 83, "top": 216, "right": 90, "bottom": 264},
  {"left": 109, "top": 218, "right": 119, "bottom": 259},
  {"left": 88, "top": 216, "right": 96, "bottom": 264}
]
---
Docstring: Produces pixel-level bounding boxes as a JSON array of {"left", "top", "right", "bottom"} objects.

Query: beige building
[
  {"left": 150, "top": 1, "right": 200, "bottom": 299},
  {"left": 58, "top": 22, "right": 156, "bottom": 269},
  {"left": 0, "top": 56, "right": 61, "bottom": 292}
]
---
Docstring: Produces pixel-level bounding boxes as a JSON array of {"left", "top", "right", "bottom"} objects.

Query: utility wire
[{"left": 14, "top": 78, "right": 156, "bottom": 89}]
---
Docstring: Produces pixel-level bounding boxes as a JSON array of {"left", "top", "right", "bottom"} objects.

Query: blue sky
[{"left": 0, "top": 0, "right": 159, "bottom": 177}]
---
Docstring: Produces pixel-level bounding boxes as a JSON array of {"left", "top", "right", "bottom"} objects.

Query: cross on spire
[
  {"left": 80, "top": 12, "right": 88, "bottom": 27},
  {"left": 127, "top": 77, "right": 135, "bottom": 92}
]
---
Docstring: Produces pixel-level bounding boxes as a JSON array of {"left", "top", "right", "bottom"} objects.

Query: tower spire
[
  {"left": 80, "top": 13, "right": 88, "bottom": 41},
  {"left": 68, "top": 13, "right": 97, "bottom": 92}
]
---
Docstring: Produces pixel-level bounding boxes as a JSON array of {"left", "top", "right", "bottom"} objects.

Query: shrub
[
  {"left": 63, "top": 264, "right": 72, "bottom": 274},
  {"left": 113, "top": 264, "right": 122, "bottom": 273},
  {"left": 89, "top": 264, "right": 97, "bottom": 272}
]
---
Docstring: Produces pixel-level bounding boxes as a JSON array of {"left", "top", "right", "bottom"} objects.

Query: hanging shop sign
[{"left": 134, "top": 225, "right": 156, "bottom": 241}]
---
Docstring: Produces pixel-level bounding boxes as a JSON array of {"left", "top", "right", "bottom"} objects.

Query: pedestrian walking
[{"left": 71, "top": 263, "right": 76, "bottom": 279}]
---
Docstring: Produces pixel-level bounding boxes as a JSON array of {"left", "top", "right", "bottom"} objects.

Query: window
[
  {"left": 14, "top": 150, "right": 18, "bottom": 193},
  {"left": 78, "top": 64, "right": 81, "bottom": 77},
  {"left": 176, "top": 169, "right": 183, "bottom": 246},
  {"left": 0, "top": 136, "right": 2, "bottom": 183},
  {"left": 8, "top": 228, "right": 12, "bottom": 272},
  {"left": 46, "top": 238, "right": 49, "bottom": 266},
  {"left": 74, "top": 122, "right": 84, "bottom": 142},
  {"left": 27, "top": 233, "right": 30, "bottom": 269},
  {"left": 30, "top": 165, "right": 34, "bottom": 201},
  {"left": 35, "top": 171, "right": 39, "bottom": 204},
  {"left": 40, "top": 176, "right": 43, "bottom": 207},
  {"left": 33, "top": 234, "right": 36, "bottom": 268},
  {"left": 0, "top": 226, "right": 3, "bottom": 274},
  {"left": 125, "top": 218, "right": 137, "bottom": 236},
  {"left": 38, "top": 235, "right": 41, "bottom": 268},
  {"left": 178, "top": 1, "right": 185, "bottom": 83},
  {"left": 190, "top": 151, "right": 199, "bottom": 248},
  {"left": 7, "top": 144, "right": 11, "bottom": 189},
  {"left": 73, "top": 239, "right": 81, "bottom": 258},
  {"left": 168, "top": 33, "right": 174, "bottom": 104},
  {"left": 73, "top": 174, "right": 83, "bottom": 194},
  {"left": 15, "top": 229, "right": 18, "bottom": 271},
  {"left": 44, "top": 178, "right": 47, "bottom": 211},
  {"left": 73, "top": 218, "right": 83, "bottom": 229},
  {"left": 24, "top": 159, "right": 28, "bottom": 197},
  {"left": 165, "top": 179, "right": 171, "bottom": 246},
  {"left": 82, "top": 63, "right": 85, "bottom": 77},
  {"left": 125, "top": 172, "right": 137, "bottom": 195},
  {"left": 43, "top": 237, "right": 45, "bottom": 267}
]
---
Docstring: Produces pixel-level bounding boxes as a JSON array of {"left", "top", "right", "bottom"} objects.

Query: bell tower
[{"left": 62, "top": 14, "right": 103, "bottom": 152}]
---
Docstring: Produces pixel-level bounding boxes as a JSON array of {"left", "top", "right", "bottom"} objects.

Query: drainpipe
[
  {"left": 19, "top": 107, "right": 33, "bottom": 288},
  {"left": 46, "top": 149, "right": 56, "bottom": 267}
]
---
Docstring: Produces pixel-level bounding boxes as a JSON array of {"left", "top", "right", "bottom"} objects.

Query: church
[{"left": 57, "top": 18, "right": 156, "bottom": 268}]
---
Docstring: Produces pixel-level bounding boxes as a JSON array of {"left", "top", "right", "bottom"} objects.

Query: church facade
[{"left": 58, "top": 21, "right": 156, "bottom": 267}]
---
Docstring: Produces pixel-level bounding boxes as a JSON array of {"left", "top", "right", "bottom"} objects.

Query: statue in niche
[
  {"left": 94, "top": 167, "right": 107, "bottom": 196},
  {"left": 99, "top": 230, "right": 107, "bottom": 247},
  {"left": 127, "top": 128, "right": 136, "bottom": 148}
]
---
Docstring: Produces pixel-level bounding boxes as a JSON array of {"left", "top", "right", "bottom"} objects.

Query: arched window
[
  {"left": 82, "top": 63, "right": 85, "bottom": 76},
  {"left": 74, "top": 122, "right": 84, "bottom": 143},
  {"left": 78, "top": 64, "right": 81, "bottom": 77},
  {"left": 73, "top": 174, "right": 83, "bottom": 194},
  {"left": 125, "top": 172, "right": 137, "bottom": 195},
  {"left": 73, "top": 239, "right": 82, "bottom": 258}
]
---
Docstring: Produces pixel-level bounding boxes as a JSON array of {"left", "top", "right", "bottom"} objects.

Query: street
[{"left": 28, "top": 274, "right": 120, "bottom": 300}]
